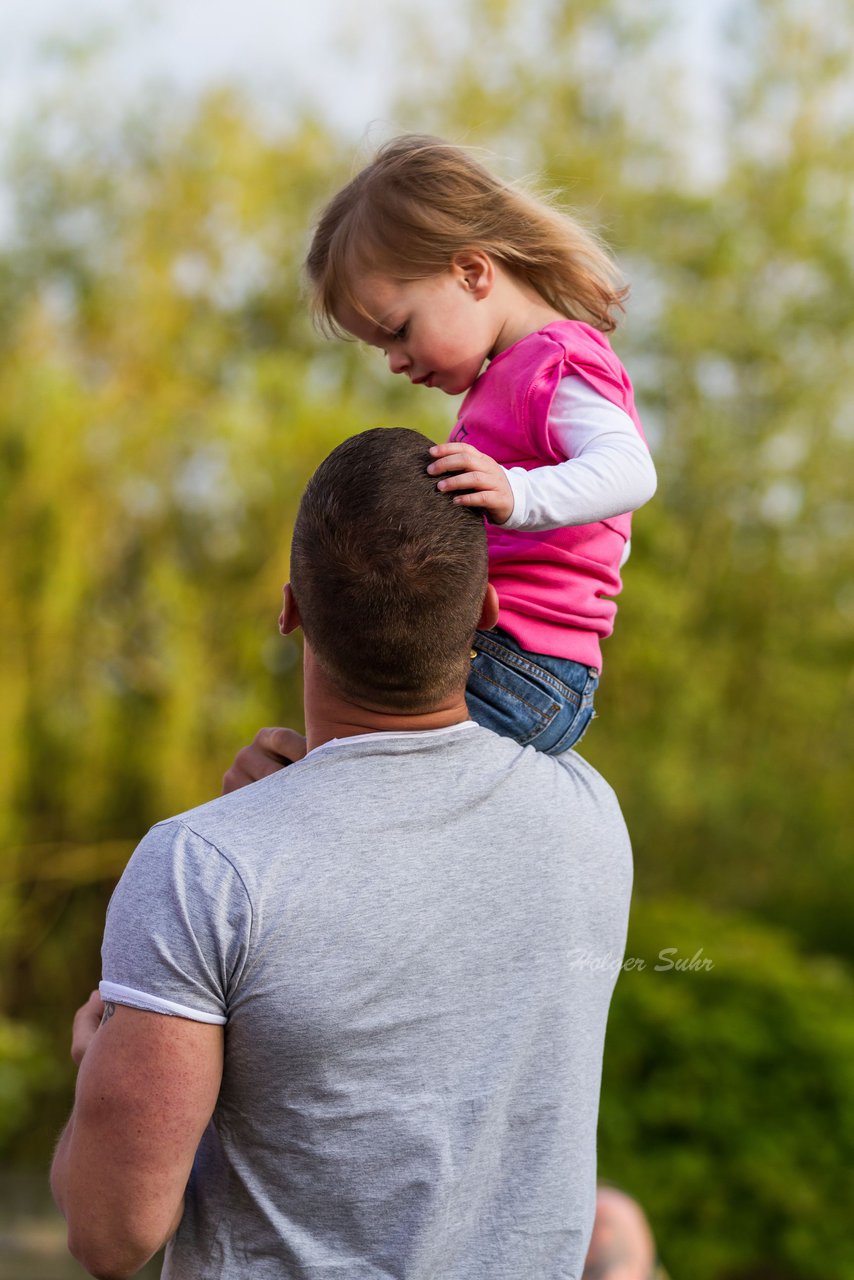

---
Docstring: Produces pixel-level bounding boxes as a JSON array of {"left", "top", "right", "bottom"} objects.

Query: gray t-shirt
[{"left": 101, "top": 722, "right": 632, "bottom": 1279}]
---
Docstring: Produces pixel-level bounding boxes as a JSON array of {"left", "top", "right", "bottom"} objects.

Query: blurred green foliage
[
  {"left": 1, "top": 0, "right": 852, "bottom": 1274},
  {"left": 0, "top": 1018, "right": 58, "bottom": 1150}
]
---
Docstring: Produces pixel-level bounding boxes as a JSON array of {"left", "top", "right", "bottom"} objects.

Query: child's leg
[{"left": 465, "top": 626, "right": 599, "bottom": 755}]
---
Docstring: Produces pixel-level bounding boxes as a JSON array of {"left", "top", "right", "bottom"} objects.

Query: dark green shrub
[{"left": 599, "top": 899, "right": 854, "bottom": 1280}]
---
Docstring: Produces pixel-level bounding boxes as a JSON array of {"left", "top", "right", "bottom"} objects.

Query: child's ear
[{"left": 452, "top": 251, "right": 494, "bottom": 299}]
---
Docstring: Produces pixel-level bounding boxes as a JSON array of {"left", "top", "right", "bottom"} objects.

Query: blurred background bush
[{"left": 1, "top": 0, "right": 852, "bottom": 1275}]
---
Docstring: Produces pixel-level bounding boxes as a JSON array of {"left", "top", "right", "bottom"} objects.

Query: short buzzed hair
[{"left": 290, "top": 428, "right": 488, "bottom": 711}]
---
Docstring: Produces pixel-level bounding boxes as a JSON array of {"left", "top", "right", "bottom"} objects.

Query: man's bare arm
[{"left": 51, "top": 996, "right": 223, "bottom": 1279}]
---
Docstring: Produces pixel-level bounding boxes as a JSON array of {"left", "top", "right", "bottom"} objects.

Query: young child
[{"left": 304, "top": 134, "right": 656, "bottom": 754}]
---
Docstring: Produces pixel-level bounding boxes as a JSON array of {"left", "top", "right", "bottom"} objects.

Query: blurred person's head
[{"left": 282, "top": 427, "right": 493, "bottom": 712}]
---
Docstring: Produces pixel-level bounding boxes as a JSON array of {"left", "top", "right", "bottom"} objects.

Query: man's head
[{"left": 286, "top": 427, "right": 490, "bottom": 712}]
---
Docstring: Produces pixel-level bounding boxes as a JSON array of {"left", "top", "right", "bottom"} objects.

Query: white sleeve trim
[
  {"left": 502, "top": 376, "right": 657, "bottom": 531},
  {"left": 99, "top": 980, "right": 227, "bottom": 1025}
]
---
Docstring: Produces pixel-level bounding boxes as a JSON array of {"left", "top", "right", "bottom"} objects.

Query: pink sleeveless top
[{"left": 450, "top": 321, "right": 646, "bottom": 670}]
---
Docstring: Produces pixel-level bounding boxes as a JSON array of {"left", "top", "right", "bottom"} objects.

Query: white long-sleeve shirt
[{"left": 502, "top": 376, "right": 657, "bottom": 532}]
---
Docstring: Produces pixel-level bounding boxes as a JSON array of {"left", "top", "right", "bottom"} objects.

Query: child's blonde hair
[{"left": 306, "top": 134, "right": 628, "bottom": 336}]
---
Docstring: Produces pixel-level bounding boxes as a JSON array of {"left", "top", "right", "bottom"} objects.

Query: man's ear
[
  {"left": 478, "top": 583, "right": 500, "bottom": 630},
  {"left": 278, "top": 583, "right": 302, "bottom": 635},
  {"left": 452, "top": 250, "right": 494, "bottom": 300}
]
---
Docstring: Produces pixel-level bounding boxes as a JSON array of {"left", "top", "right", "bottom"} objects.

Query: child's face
[{"left": 337, "top": 262, "right": 500, "bottom": 397}]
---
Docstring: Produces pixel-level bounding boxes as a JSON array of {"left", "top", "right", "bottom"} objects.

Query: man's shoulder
[
  {"left": 552, "top": 742, "right": 620, "bottom": 798},
  {"left": 462, "top": 725, "right": 623, "bottom": 808},
  {"left": 147, "top": 766, "right": 300, "bottom": 860},
  {"left": 145, "top": 727, "right": 623, "bottom": 859}
]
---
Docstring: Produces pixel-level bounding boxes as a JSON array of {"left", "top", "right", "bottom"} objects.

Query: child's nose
[{"left": 387, "top": 350, "right": 409, "bottom": 375}]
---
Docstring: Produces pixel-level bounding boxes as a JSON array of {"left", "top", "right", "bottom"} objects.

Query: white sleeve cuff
[
  {"left": 502, "top": 466, "right": 532, "bottom": 530},
  {"left": 99, "top": 980, "right": 227, "bottom": 1025}
]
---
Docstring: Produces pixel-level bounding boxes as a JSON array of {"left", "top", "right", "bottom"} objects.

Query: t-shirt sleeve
[{"left": 100, "top": 819, "right": 252, "bottom": 1025}]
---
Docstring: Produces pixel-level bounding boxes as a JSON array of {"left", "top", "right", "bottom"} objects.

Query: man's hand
[
  {"left": 222, "top": 727, "right": 307, "bottom": 795},
  {"left": 70, "top": 990, "right": 108, "bottom": 1066},
  {"left": 427, "top": 443, "right": 514, "bottom": 525}
]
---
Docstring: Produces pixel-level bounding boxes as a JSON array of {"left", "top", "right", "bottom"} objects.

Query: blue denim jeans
[{"left": 465, "top": 625, "right": 599, "bottom": 755}]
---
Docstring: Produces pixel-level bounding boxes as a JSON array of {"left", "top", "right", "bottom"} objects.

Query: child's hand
[
  {"left": 427, "top": 443, "right": 514, "bottom": 525},
  {"left": 222, "top": 727, "right": 307, "bottom": 794}
]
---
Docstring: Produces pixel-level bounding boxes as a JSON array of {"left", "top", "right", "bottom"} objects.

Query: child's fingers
[
  {"left": 427, "top": 456, "right": 469, "bottom": 476},
  {"left": 428, "top": 442, "right": 475, "bottom": 457},
  {"left": 435, "top": 470, "right": 493, "bottom": 493},
  {"left": 452, "top": 491, "right": 497, "bottom": 506},
  {"left": 429, "top": 448, "right": 512, "bottom": 521},
  {"left": 451, "top": 490, "right": 513, "bottom": 524},
  {"left": 427, "top": 445, "right": 485, "bottom": 474}
]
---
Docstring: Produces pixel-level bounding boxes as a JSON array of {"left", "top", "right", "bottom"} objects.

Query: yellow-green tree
[{"left": 391, "top": 0, "right": 854, "bottom": 954}]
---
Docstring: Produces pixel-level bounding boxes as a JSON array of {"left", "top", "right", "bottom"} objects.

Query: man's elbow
[{"left": 67, "top": 1220, "right": 165, "bottom": 1280}]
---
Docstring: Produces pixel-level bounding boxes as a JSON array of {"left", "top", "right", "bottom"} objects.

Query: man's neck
[
  {"left": 302, "top": 647, "right": 471, "bottom": 753},
  {"left": 305, "top": 704, "right": 472, "bottom": 753}
]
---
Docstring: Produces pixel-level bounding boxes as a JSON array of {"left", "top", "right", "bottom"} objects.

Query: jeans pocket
[
  {"left": 466, "top": 655, "right": 571, "bottom": 746},
  {"left": 548, "top": 695, "right": 596, "bottom": 754},
  {"left": 466, "top": 631, "right": 599, "bottom": 754}
]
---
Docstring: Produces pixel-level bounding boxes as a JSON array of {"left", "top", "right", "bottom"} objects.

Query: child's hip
[{"left": 465, "top": 625, "right": 599, "bottom": 755}]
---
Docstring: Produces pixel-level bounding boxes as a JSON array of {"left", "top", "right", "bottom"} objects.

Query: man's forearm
[
  {"left": 53, "top": 979, "right": 220, "bottom": 1277},
  {"left": 49, "top": 1116, "right": 73, "bottom": 1218},
  {"left": 50, "top": 1099, "right": 184, "bottom": 1278}
]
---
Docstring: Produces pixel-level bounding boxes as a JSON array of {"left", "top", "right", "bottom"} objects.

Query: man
[{"left": 51, "top": 427, "right": 632, "bottom": 1279}]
